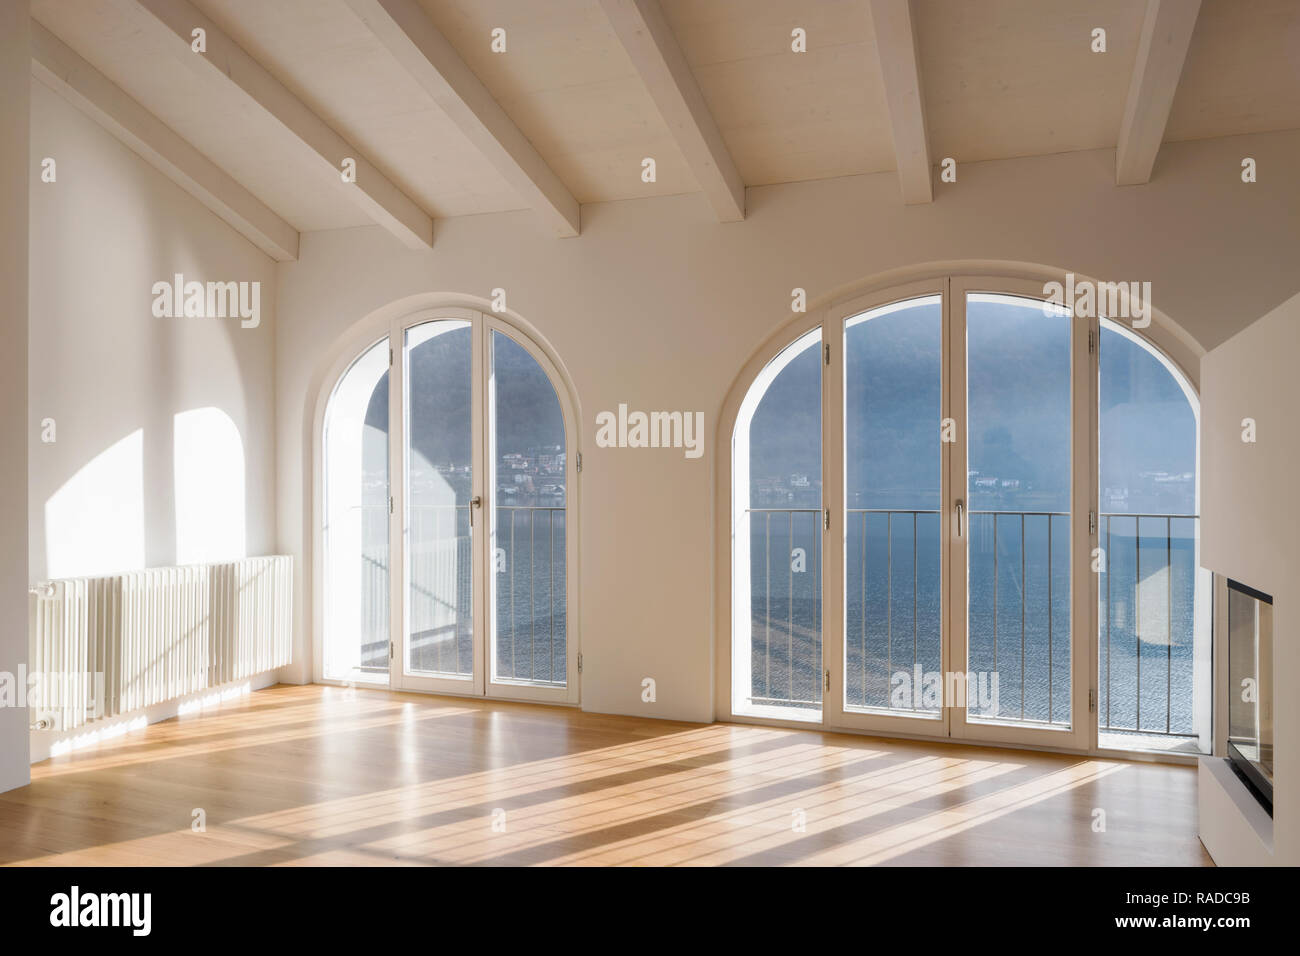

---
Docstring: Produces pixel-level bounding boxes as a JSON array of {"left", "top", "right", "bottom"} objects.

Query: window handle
[
  {"left": 955, "top": 499, "right": 965, "bottom": 538},
  {"left": 469, "top": 494, "right": 482, "bottom": 528}
]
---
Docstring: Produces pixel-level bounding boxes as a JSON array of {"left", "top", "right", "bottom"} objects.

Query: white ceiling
[
  {"left": 1166, "top": 0, "right": 1300, "bottom": 143},
  {"left": 917, "top": 0, "right": 1146, "bottom": 164},
  {"left": 30, "top": 0, "right": 1300, "bottom": 238},
  {"left": 660, "top": 0, "right": 895, "bottom": 184},
  {"left": 416, "top": 0, "right": 697, "bottom": 203}
]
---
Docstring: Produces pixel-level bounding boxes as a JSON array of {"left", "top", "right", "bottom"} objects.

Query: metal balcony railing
[
  {"left": 1098, "top": 512, "right": 1200, "bottom": 739},
  {"left": 845, "top": 508, "right": 942, "bottom": 715},
  {"left": 351, "top": 502, "right": 567, "bottom": 685},
  {"left": 965, "top": 510, "right": 1071, "bottom": 725},
  {"left": 743, "top": 506, "right": 1200, "bottom": 737},
  {"left": 496, "top": 505, "right": 567, "bottom": 686},
  {"left": 745, "top": 508, "right": 823, "bottom": 708}
]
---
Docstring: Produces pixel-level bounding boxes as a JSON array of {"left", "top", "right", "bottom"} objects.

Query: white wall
[
  {"left": 277, "top": 128, "right": 1300, "bottom": 723},
  {"left": 1202, "top": 289, "right": 1300, "bottom": 864},
  {"left": 22, "top": 78, "right": 280, "bottom": 762},
  {"left": 0, "top": 1, "right": 32, "bottom": 795},
  {"left": 27, "top": 80, "right": 278, "bottom": 583}
]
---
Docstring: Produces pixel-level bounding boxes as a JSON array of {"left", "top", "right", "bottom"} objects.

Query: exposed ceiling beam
[
  {"left": 119, "top": 0, "right": 433, "bottom": 249},
  {"left": 1116, "top": 0, "right": 1201, "bottom": 186},
  {"left": 598, "top": 0, "right": 744, "bottom": 222},
  {"left": 869, "top": 0, "right": 932, "bottom": 205},
  {"left": 30, "top": 22, "right": 299, "bottom": 262},
  {"left": 344, "top": 0, "right": 580, "bottom": 238}
]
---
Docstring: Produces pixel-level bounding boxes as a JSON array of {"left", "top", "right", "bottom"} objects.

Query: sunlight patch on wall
[{"left": 45, "top": 428, "right": 145, "bottom": 580}]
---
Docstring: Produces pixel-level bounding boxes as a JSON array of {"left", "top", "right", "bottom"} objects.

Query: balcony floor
[{"left": 1, "top": 684, "right": 1210, "bottom": 866}]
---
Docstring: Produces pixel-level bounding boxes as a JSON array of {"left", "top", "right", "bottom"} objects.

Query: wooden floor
[{"left": 0, "top": 684, "right": 1210, "bottom": 866}]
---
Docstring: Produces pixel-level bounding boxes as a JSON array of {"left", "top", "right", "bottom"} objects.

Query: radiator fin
[{"left": 28, "top": 556, "right": 293, "bottom": 731}]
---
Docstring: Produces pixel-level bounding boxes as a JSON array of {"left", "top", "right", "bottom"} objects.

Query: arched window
[
  {"left": 1097, "top": 318, "right": 1208, "bottom": 752},
  {"left": 724, "top": 276, "right": 1209, "bottom": 756},
  {"left": 731, "top": 328, "right": 823, "bottom": 721},
  {"left": 322, "top": 339, "right": 390, "bottom": 684},
  {"left": 320, "top": 308, "right": 578, "bottom": 705}
]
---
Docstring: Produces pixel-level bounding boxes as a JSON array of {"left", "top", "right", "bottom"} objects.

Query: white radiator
[{"left": 28, "top": 556, "right": 293, "bottom": 732}]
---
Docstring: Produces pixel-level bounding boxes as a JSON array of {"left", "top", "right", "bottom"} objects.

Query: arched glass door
[
  {"left": 729, "top": 275, "right": 1208, "bottom": 755},
  {"left": 403, "top": 319, "right": 476, "bottom": 685},
  {"left": 323, "top": 309, "right": 577, "bottom": 705},
  {"left": 730, "top": 328, "right": 823, "bottom": 722},
  {"left": 1096, "top": 319, "right": 1208, "bottom": 753},
  {"left": 948, "top": 283, "right": 1088, "bottom": 750},
  {"left": 322, "top": 338, "right": 391, "bottom": 685},
  {"left": 489, "top": 330, "right": 570, "bottom": 689},
  {"left": 843, "top": 294, "right": 944, "bottom": 723}
]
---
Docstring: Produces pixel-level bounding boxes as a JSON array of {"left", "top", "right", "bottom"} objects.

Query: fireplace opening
[{"left": 1226, "top": 578, "right": 1273, "bottom": 816}]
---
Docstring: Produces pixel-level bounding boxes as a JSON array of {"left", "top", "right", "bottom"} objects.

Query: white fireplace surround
[{"left": 1199, "top": 290, "right": 1299, "bottom": 866}]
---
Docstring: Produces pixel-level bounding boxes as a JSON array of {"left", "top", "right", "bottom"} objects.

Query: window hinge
[
  {"left": 389, "top": 495, "right": 395, "bottom": 515},
  {"left": 1088, "top": 330, "right": 1096, "bottom": 356},
  {"left": 824, "top": 669, "right": 830, "bottom": 692},
  {"left": 390, "top": 641, "right": 394, "bottom": 661},
  {"left": 389, "top": 346, "right": 394, "bottom": 366},
  {"left": 824, "top": 343, "right": 830, "bottom": 365},
  {"left": 576, "top": 452, "right": 582, "bottom": 473},
  {"left": 577, "top": 652, "right": 583, "bottom": 674},
  {"left": 824, "top": 507, "right": 830, "bottom": 531},
  {"left": 1089, "top": 688, "right": 1096, "bottom": 713},
  {"left": 1088, "top": 509, "right": 1096, "bottom": 535}
]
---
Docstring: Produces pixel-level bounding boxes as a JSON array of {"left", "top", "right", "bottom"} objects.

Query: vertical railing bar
[
  {"left": 465, "top": 508, "right": 474, "bottom": 675},
  {"left": 1105, "top": 516, "right": 1112, "bottom": 730},
  {"left": 510, "top": 507, "right": 517, "bottom": 679},
  {"left": 860, "top": 510, "right": 867, "bottom": 706},
  {"left": 1136, "top": 515, "right": 1142, "bottom": 731},
  {"left": 993, "top": 515, "right": 999, "bottom": 701},
  {"left": 764, "top": 512, "right": 771, "bottom": 699},
  {"left": 912, "top": 510, "right": 918, "bottom": 710},
  {"left": 447, "top": 507, "right": 454, "bottom": 675},
  {"left": 422, "top": 509, "right": 433, "bottom": 676},
  {"left": 1167, "top": 515, "right": 1172, "bottom": 735},
  {"left": 788, "top": 510, "right": 794, "bottom": 699},
  {"left": 550, "top": 508, "right": 556, "bottom": 684},
  {"left": 813, "top": 509, "right": 821, "bottom": 704},
  {"left": 530, "top": 507, "right": 536, "bottom": 680},
  {"left": 1020, "top": 512, "right": 1026, "bottom": 721},
  {"left": 462, "top": 505, "right": 469, "bottom": 675},
  {"left": 886, "top": 512, "right": 893, "bottom": 694},
  {"left": 1048, "top": 515, "right": 1053, "bottom": 723}
]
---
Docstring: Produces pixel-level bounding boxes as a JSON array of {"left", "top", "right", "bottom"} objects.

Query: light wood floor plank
[{"left": 0, "top": 684, "right": 1211, "bottom": 866}]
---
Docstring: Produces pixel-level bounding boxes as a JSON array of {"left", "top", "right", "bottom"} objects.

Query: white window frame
[
  {"left": 314, "top": 304, "right": 581, "bottom": 707},
  {"left": 715, "top": 268, "right": 1207, "bottom": 763}
]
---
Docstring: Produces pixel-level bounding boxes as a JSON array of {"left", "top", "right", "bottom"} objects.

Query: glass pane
[
  {"left": 966, "top": 294, "right": 1071, "bottom": 726},
  {"left": 844, "top": 296, "right": 942, "bottom": 716},
  {"left": 1098, "top": 320, "right": 1208, "bottom": 753},
  {"left": 732, "top": 328, "right": 822, "bottom": 720},
  {"left": 490, "top": 331, "right": 567, "bottom": 686},
  {"left": 1226, "top": 584, "right": 1272, "bottom": 784},
  {"left": 322, "top": 338, "right": 390, "bottom": 683},
  {"left": 405, "top": 321, "right": 474, "bottom": 678}
]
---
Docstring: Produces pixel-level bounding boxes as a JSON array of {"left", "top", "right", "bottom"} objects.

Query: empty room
[{"left": 0, "top": 0, "right": 1296, "bottom": 927}]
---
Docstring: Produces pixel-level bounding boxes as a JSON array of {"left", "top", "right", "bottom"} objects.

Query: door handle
[
  {"left": 469, "top": 494, "right": 482, "bottom": 528},
  {"left": 955, "top": 499, "right": 965, "bottom": 538}
]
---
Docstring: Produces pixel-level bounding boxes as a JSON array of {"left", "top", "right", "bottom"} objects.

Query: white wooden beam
[
  {"left": 1116, "top": 0, "right": 1201, "bottom": 186},
  {"left": 344, "top": 0, "right": 580, "bottom": 238},
  {"left": 120, "top": 0, "right": 433, "bottom": 249},
  {"left": 598, "top": 0, "right": 744, "bottom": 222},
  {"left": 869, "top": 0, "right": 932, "bottom": 205},
  {"left": 30, "top": 23, "right": 299, "bottom": 262}
]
